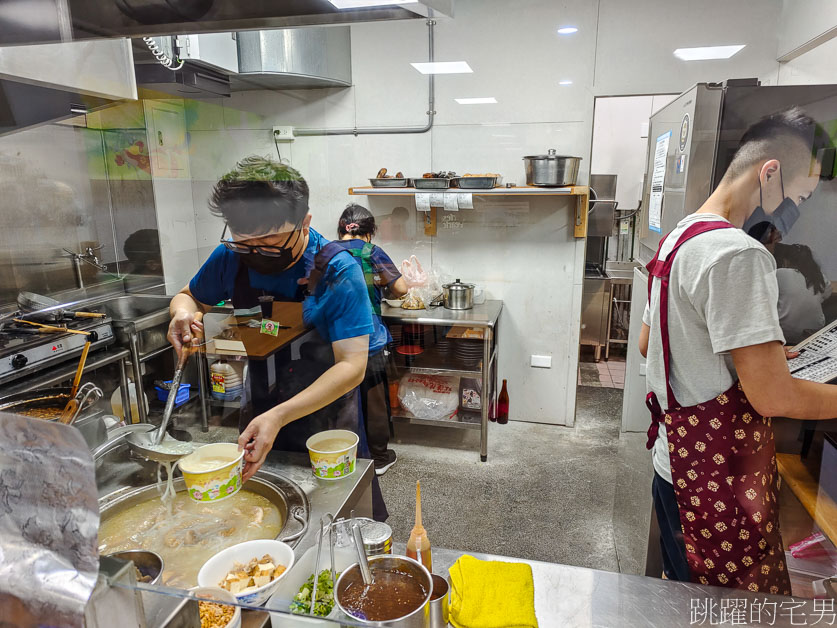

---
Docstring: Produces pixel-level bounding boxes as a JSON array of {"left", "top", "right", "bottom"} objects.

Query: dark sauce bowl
[{"left": 335, "top": 555, "right": 432, "bottom": 627}]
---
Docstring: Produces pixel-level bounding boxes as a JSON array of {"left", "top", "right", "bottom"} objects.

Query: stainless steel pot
[
  {"left": 442, "top": 279, "right": 474, "bottom": 310},
  {"left": 336, "top": 555, "right": 432, "bottom": 627},
  {"left": 523, "top": 149, "right": 582, "bottom": 187}
]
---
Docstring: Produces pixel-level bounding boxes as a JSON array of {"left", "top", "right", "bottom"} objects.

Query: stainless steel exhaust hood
[
  {"left": 0, "top": 38, "right": 137, "bottom": 135},
  {"left": 1, "top": 1, "right": 454, "bottom": 45}
]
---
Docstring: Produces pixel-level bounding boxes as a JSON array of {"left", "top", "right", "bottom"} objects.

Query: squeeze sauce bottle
[{"left": 406, "top": 480, "right": 432, "bottom": 572}]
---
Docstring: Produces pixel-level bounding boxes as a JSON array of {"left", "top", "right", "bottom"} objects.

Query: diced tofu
[
  {"left": 238, "top": 586, "right": 258, "bottom": 596},
  {"left": 253, "top": 575, "right": 271, "bottom": 588},
  {"left": 228, "top": 578, "right": 248, "bottom": 595},
  {"left": 257, "top": 562, "right": 275, "bottom": 573},
  {"left": 273, "top": 566, "right": 287, "bottom": 579}
]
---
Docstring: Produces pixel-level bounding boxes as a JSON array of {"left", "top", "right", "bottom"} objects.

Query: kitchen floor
[
  {"left": 183, "top": 385, "right": 654, "bottom": 576},
  {"left": 577, "top": 352, "right": 626, "bottom": 389},
  {"left": 379, "top": 385, "right": 654, "bottom": 575}
]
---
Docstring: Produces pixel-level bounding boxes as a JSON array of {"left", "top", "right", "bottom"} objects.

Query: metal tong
[{"left": 310, "top": 514, "right": 338, "bottom": 617}]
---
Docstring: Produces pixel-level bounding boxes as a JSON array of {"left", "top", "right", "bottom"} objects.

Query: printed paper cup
[
  {"left": 179, "top": 443, "right": 244, "bottom": 503},
  {"left": 305, "top": 430, "right": 358, "bottom": 480}
]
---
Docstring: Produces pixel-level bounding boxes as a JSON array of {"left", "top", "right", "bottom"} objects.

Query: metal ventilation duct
[{"left": 233, "top": 27, "right": 352, "bottom": 90}]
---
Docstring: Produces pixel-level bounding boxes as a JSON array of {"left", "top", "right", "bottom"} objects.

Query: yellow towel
[{"left": 449, "top": 555, "right": 538, "bottom": 628}]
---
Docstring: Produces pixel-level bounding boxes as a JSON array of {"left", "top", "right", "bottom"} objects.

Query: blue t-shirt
[
  {"left": 189, "top": 228, "right": 375, "bottom": 345},
  {"left": 337, "top": 240, "right": 402, "bottom": 352}
]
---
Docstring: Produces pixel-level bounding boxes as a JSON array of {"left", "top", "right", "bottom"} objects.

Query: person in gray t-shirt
[{"left": 639, "top": 108, "right": 837, "bottom": 585}]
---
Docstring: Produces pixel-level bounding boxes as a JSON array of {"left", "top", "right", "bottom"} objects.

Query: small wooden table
[{"left": 205, "top": 302, "right": 310, "bottom": 360}]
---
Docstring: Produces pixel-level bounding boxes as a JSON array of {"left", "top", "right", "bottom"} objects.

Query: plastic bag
[
  {"left": 397, "top": 374, "right": 459, "bottom": 420},
  {"left": 401, "top": 255, "right": 428, "bottom": 288}
]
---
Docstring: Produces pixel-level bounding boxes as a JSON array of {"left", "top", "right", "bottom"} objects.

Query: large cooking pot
[
  {"left": 523, "top": 149, "right": 582, "bottom": 187},
  {"left": 442, "top": 279, "right": 474, "bottom": 310}
]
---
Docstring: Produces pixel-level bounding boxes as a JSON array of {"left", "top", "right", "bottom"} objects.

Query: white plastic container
[
  {"left": 110, "top": 383, "right": 149, "bottom": 422},
  {"left": 211, "top": 360, "right": 244, "bottom": 400},
  {"left": 267, "top": 544, "right": 355, "bottom": 627}
]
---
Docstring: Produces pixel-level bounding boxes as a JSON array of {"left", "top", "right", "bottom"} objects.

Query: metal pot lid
[
  {"left": 443, "top": 278, "right": 475, "bottom": 290},
  {"left": 522, "top": 149, "right": 582, "bottom": 160}
]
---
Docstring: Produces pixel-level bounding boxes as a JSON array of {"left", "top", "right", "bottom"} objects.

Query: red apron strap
[{"left": 645, "top": 221, "right": 735, "bottom": 409}]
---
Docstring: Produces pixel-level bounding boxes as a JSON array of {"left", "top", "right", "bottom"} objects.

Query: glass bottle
[{"left": 497, "top": 379, "right": 509, "bottom": 424}]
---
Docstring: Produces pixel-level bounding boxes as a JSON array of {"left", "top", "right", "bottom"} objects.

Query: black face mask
[
  {"left": 744, "top": 170, "right": 800, "bottom": 243},
  {"left": 238, "top": 229, "right": 303, "bottom": 275}
]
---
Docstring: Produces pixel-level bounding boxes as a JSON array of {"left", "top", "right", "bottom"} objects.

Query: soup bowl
[
  {"left": 305, "top": 430, "right": 358, "bottom": 480},
  {"left": 179, "top": 443, "right": 244, "bottom": 503}
]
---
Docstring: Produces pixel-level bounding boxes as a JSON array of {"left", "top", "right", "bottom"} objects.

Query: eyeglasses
[{"left": 220, "top": 223, "right": 300, "bottom": 256}]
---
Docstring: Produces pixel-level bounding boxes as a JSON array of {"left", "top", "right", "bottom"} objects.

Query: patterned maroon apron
[{"left": 645, "top": 221, "right": 791, "bottom": 595}]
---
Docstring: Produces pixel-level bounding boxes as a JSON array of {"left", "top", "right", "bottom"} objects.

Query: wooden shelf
[
  {"left": 349, "top": 185, "right": 590, "bottom": 238},
  {"left": 777, "top": 453, "right": 837, "bottom": 546}
]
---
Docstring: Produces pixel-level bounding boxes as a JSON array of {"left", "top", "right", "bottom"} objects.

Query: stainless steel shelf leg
[
  {"left": 480, "top": 326, "right": 492, "bottom": 462},
  {"left": 128, "top": 332, "right": 147, "bottom": 424}
]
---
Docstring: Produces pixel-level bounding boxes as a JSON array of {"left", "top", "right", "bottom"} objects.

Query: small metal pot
[
  {"left": 105, "top": 549, "right": 164, "bottom": 585},
  {"left": 428, "top": 574, "right": 449, "bottom": 628},
  {"left": 442, "top": 279, "right": 474, "bottom": 310},
  {"left": 523, "top": 149, "right": 582, "bottom": 187},
  {"left": 336, "top": 555, "right": 432, "bottom": 627}
]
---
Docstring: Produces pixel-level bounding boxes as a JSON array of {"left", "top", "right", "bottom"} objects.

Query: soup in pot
[{"left": 99, "top": 490, "right": 282, "bottom": 588}]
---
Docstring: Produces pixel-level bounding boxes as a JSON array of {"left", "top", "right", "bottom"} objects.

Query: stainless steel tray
[
  {"left": 454, "top": 176, "right": 502, "bottom": 189},
  {"left": 414, "top": 177, "right": 451, "bottom": 189},
  {"left": 369, "top": 178, "right": 409, "bottom": 188}
]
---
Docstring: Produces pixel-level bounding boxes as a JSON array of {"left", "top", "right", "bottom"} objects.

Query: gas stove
[{"left": 0, "top": 314, "right": 115, "bottom": 385}]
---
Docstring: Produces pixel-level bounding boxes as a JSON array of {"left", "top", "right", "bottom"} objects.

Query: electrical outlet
[
  {"left": 273, "top": 126, "right": 295, "bottom": 142},
  {"left": 530, "top": 355, "right": 552, "bottom": 369}
]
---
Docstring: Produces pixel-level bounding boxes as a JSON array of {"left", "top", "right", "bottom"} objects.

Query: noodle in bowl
[{"left": 179, "top": 443, "right": 245, "bottom": 503}]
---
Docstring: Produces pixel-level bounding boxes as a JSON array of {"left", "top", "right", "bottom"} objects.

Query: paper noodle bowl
[
  {"left": 179, "top": 443, "right": 245, "bottom": 503},
  {"left": 305, "top": 430, "right": 358, "bottom": 480}
]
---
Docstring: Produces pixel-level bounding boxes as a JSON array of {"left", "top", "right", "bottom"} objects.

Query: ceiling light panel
[
  {"left": 455, "top": 97, "right": 497, "bottom": 104},
  {"left": 327, "top": 1, "right": 418, "bottom": 8},
  {"left": 557, "top": 26, "right": 578, "bottom": 34},
  {"left": 411, "top": 61, "right": 473, "bottom": 74},
  {"left": 673, "top": 45, "right": 746, "bottom": 60}
]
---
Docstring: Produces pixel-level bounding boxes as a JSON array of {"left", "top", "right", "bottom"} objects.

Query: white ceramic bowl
[
  {"left": 198, "top": 540, "right": 295, "bottom": 607},
  {"left": 191, "top": 586, "right": 241, "bottom": 628},
  {"left": 383, "top": 299, "right": 405, "bottom": 308}
]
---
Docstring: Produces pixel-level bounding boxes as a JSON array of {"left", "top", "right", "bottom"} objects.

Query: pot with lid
[
  {"left": 523, "top": 149, "right": 582, "bottom": 187},
  {"left": 442, "top": 279, "right": 474, "bottom": 310}
]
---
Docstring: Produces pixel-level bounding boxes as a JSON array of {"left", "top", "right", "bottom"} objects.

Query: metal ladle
[{"left": 125, "top": 337, "right": 202, "bottom": 464}]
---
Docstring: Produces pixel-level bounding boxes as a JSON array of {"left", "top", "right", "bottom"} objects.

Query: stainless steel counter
[
  {"left": 404, "top": 544, "right": 822, "bottom": 628},
  {"left": 381, "top": 300, "right": 502, "bottom": 328}
]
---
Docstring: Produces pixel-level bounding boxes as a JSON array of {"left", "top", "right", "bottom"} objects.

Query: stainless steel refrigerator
[{"left": 623, "top": 78, "right": 837, "bottom": 434}]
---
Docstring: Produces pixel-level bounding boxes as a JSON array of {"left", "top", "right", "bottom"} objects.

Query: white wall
[
  {"left": 777, "top": 0, "right": 837, "bottom": 59},
  {"left": 590, "top": 94, "right": 678, "bottom": 211},
  {"left": 172, "top": 0, "right": 787, "bottom": 426}
]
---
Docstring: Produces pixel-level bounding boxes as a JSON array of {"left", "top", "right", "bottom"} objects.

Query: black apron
[{"left": 232, "top": 255, "right": 389, "bottom": 521}]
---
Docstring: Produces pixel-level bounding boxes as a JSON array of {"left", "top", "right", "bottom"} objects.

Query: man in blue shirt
[{"left": 167, "top": 158, "right": 378, "bottom": 495}]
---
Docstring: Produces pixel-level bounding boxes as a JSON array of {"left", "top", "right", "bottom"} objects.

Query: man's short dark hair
[
  {"left": 210, "top": 156, "right": 309, "bottom": 236},
  {"left": 722, "top": 107, "right": 829, "bottom": 183}
]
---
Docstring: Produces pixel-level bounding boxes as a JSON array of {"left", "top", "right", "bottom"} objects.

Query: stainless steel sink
[{"left": 91, "top": 294, "right": 172, "bottom": 358}]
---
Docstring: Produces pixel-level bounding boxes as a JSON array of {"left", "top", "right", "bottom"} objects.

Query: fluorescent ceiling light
[
  {"left": 673, "top": 44, "right": 745, "bottom": 60},
  {"left": 559, "top": 80, "right": 573, "bottom": 86},
  {"left": 557, "top": 26, "right": 578, "bottom": 34},
  {"left": 411, "top": 61, "right": 473, "bottom": 74},
  {"left": 455, "top": 97, "right": 497, "bottom": 105},
  {"left": 327, "top": 0, "right": 418, "bottom": 8}
]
